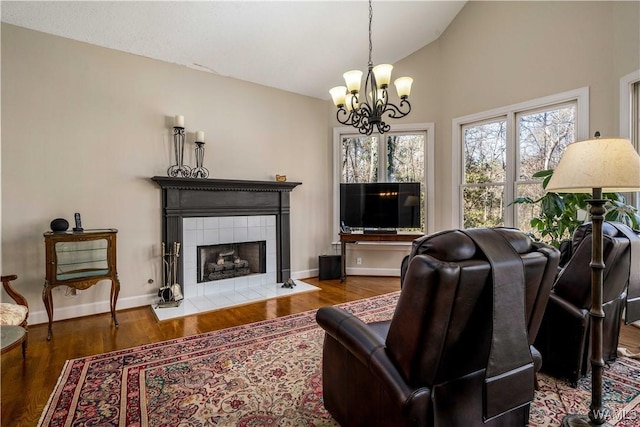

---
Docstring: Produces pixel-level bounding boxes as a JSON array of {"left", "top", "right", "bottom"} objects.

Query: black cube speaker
[{"left": 319, "top": 255, "right": 341, "bottom": 280}]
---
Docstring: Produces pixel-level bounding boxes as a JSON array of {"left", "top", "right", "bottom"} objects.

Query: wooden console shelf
[
  {"left": 43, "top": 229, "right": 120, "bottom": 340},
  {"left": 339, "top": 232, "right": 422, "bottom": 281}
]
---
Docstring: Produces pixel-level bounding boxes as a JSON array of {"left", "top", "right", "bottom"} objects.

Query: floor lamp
[{"left": 546, "top": 137, "right": 640, "bottom": 426}]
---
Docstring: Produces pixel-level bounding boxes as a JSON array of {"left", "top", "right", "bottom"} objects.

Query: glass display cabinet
[{"left": 43, "top": 229, "right": 119, "bottom": 340}]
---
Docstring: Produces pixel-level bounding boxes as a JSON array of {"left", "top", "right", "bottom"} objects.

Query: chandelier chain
[{"left": 368, "top": 0, "right": 373, "bottom": 67}]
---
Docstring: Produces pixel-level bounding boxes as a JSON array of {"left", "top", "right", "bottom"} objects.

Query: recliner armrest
[
  {"left": 548, "top": 293, "right": 589, "bottom": 321},
  {"left": 316, "top": 306, "right": 388, "bottom": 368},
  {"left": 316, "top": 306, "right": 430, "bottom": 409}
]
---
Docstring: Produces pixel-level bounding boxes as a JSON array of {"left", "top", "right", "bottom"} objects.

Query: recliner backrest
[
  {"left": 553, "top": 222, "right": 632, "bottom": 309},
  {"left": 386, "top": 228, "right": 559, "bottom": 387}
]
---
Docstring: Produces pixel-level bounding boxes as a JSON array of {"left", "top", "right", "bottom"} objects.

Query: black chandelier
[{"left": 329, "top": 0, "right": 413, "bottom": 136}]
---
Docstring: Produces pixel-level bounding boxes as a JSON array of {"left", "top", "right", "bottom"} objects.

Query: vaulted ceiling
[{"left": 1, "top": 1, "right": 466, "bottom": 99}]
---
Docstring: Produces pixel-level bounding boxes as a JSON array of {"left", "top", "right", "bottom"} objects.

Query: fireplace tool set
[{"left": 157, "top": 242, "right": 184, "bottom": 308}]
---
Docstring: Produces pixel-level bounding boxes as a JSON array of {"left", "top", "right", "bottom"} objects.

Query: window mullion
[
  {"left": 377, "top": 132, "right": 387, "bottom": 182},
  {"left": 504, "top": 111, "right": 517, "bottom": 227}
]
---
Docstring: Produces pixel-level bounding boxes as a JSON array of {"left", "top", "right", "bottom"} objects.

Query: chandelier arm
[
  {"left": 360, "top": 119, "right": 373, "bottom": 135},
  {"left": 358, "top": 101, "right": 373, "bottom": 116},
  {"left": 376, "top": 121, "right": 391, "bottom": 134},
  {"left": 379, "top": 87, "right": 389, "bottom": 108},
  {"left": 363, "top": 66, "right": 374, "bottom": 110},
  {"left": 382, "top": 99, "right": 412, "bottom": 119},
  {"left": 354, "top": 112, "right": 369, "bottom": 132},
  {"left": 350, "top": 107, "right": 372, "bottom": 135},
  {"left": 336, "top": 108, "right": 355, "bottom": 126}
]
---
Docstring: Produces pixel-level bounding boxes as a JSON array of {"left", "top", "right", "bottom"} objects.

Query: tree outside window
[{"left": 462, "top": 103, "right": 577, "bottom": 233}]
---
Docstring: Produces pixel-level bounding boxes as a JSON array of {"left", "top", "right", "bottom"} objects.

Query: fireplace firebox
[{"left": 198, "top": 241, "right": 267, "bottom": 283}]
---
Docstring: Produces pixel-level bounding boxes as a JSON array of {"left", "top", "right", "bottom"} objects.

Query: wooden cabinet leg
[
  {"left": 42, "top": 283, "right": 54, "bottom": 341},
  {"left": 111, "top": 276, "right": 120, "bottom": 327}
]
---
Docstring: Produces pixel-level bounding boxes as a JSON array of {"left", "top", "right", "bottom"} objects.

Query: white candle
[
  {"left": 174, "top": 115, "right": 184, "bottom": 127},
  {"left": 195, "top": 131, "right": 205, "bottom": 142}
]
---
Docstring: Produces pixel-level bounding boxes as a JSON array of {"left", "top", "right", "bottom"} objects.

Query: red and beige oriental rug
[{"left": 39, "top": 292, "right": 640, "bottom": 426}]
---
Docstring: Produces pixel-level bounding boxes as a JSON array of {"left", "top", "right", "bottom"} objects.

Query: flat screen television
[{"left": 340, "top": 182, "right": 421, "bottom": 231}]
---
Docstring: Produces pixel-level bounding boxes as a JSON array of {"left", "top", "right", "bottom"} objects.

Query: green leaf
[{"left": 533, "top": 169, "right": 554, "bottom": 178}]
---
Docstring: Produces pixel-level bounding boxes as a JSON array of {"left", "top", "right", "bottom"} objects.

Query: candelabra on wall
[
  {"left": 167, "top": 115, "right": 192, "bottom": 178},
  {"left": 191, "top": 130, "right": 209, "bottom": 178}
]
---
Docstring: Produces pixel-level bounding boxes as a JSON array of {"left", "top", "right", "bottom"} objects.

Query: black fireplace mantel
[
  {"left": 152, "top": 176, "right": 302, "bottom": 285},
  {"left": 151, "top": 176, "right": 302, "bottom": 193}
]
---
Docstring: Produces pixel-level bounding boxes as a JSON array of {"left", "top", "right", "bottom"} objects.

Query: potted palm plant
[{"left": 511, "top": 169, "right": 640, "bottom": 248}]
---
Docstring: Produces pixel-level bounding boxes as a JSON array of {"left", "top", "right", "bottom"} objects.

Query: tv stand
[
  {"left": 338, "top": 232, "right": 422, "bottom": 281},
  {"left": 363, "top": 228, "right": 397, "bottom": 234}
]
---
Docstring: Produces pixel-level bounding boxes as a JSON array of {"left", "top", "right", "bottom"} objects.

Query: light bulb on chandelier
[{"left": 329, "top": 0, "right": 413, "bottom": 135}]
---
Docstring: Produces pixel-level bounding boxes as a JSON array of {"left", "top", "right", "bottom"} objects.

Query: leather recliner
[
  {"left": 534, "top": 221, "right": 640, "bottom": 385},
  {"left": 316, "top": 228, "right": 559, "bottom": 426}
]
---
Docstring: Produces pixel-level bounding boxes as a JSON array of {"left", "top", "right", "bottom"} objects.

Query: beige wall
[
  {"left": 332, "top": 1, "right": 639, "bottom": 270},
  {"left": 1, "top": 24, "right": 332, "bottom": 324},
  {"left": 3, "top": 1, "right": 639, "bottom": 323}
]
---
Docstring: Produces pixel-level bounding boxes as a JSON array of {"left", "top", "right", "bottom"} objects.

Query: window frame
[
  {"left": 332, "top": 123, "right": 435, "bottom": 242},
  {"left": 619, "top": 69, "right": 640, "bottom": 209},
  {"left": 452, "top": 87, "right": 590, "bottom": 228}
]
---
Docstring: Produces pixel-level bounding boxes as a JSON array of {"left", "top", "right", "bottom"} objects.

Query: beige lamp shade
[
  {"left": 372, "top": 64, "right": 393, "bottom": 87},
  {"left": 394, "top": 77, "right": 413, "bottom": 98},
  {"left": 546, "top": 138, "right": 640, "bottom": 193},
  {"left": 343, "top": 70, "right": 363, "bottom": 94},
  {"left": 329, "top": 86, "right": 347, "bottom": 107}
]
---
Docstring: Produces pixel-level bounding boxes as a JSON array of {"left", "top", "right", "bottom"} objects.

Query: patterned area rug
[{"left": 39, "top": 292, "right": 640, "bottom": 426}]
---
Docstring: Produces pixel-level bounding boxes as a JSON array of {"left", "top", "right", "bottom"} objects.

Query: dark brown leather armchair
[
  {"left": 317, "top": 228, "right": 559, "bottom": 426},
  {"left": 534, "top": 221, "right": 640, "bottom": 385}
]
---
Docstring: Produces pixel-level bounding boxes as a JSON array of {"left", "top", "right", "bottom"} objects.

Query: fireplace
[{"left": 152, "top": 177, "right": 301, "bottom": 297}]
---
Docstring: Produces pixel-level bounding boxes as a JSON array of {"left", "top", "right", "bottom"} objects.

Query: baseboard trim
[
  {"left": 28, "top": 268, "right": 399, "bottom": 325},
  {"left": 29, "top": 293, "right": 157, "bottom": 325},
  {"left": 346, "top": 267, "right": 401, "bottom": 277}
]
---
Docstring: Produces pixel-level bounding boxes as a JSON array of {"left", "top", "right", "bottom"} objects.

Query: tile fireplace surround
[
  {"left": 184, "top": 215, "right": 276, "bottom": 294},
  {"left": 151, "top": 177, "right": 316, "bottom": 321}
]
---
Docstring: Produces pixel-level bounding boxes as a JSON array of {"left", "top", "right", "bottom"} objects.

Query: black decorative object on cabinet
[{"left": 50, "top": 218, "right": 69, "bottom": 232}]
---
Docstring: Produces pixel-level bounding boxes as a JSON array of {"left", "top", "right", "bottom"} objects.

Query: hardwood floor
[
  {"left": 0, "top": 276, "right": 400, "bottom": 427},
  {"left": 2, "top": 275, "right": 639, "bottom": 427}
]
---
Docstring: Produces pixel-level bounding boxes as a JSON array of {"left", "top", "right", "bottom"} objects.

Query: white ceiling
[{"left": 1, "top": 1, "right": 466, "bottom": 100}]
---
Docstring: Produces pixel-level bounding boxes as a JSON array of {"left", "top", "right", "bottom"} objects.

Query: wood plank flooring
[
  {"left": 2, "top": 275, "right": 639, "bottom": 427},
  {"left": 0, "top": 276, "right": 399, "bottom": 427}
]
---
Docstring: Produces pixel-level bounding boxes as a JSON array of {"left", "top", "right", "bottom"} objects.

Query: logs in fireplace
[
  {"left": 198, "top": 241, "right": 266, "bottom": 283},
  {"left": 205, "top": 248, "right": 250, "bottom": 281}
]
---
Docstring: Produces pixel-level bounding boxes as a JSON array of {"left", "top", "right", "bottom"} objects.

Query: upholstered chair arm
[
  {"left": 1, "top": 275, "right": 28, "bottom": 307},
  {"left": 317, "top": 306, "right": 386, "bottom": 361},
  {"left": 548, "top": 293, "right": 588, "bottom": 321},
  {"left": 316, "top": 306, "right": 430, "bottom": 410}
]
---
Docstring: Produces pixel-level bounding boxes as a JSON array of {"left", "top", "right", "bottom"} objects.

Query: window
[
  {"left": 333, "top": 123, "right": 435, "bottom": 237},
  {"left": 461, "top": 119, "right": 506, "bottom": 228},
  {"left": 620, "top": 70, "right": 640, "bottom": 209},
  {"left": 453, "top": 88, "right": 589, "bottom": 231},
  {"left": 515, "top": 103, "right": 577, "bottom": 231},
  {"left": 341, "top": 134, "right": 425, "bottom": 184}
]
